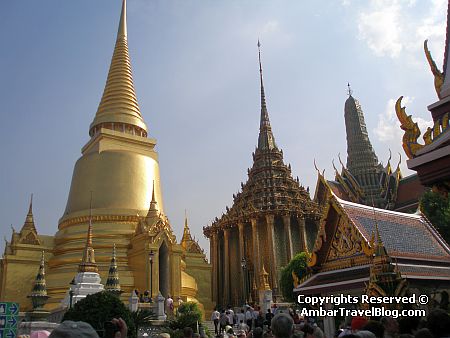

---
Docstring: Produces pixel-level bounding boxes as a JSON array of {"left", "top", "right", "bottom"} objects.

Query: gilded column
[
  {"left": 265, "top": 214, "right": 278, "bottom": 290},
  {"left": 250, "top": 218, "right": 260, "bottom": 290},
  {"left": 223, "top": 228, "right": 230, "bottom": 305},
  {"left": 211, "top": 232, "right": 218, "bottom": 303},
  {"left": 282, "top": 214, "right": 294, "bottom": 261},
  {"left": 298, "top": 216, "right": 308, "bottom": 252},
  {"left": 238, "top": 222, "right": 245, "bottom": 303}
]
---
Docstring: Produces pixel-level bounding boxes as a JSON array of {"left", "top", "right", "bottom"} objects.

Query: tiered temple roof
[
  {"left": 204, "top": 42, "right": 319, "bottom": 237},
  {"left": 321, "top": 86, "right": 424, "bottom": 212}
]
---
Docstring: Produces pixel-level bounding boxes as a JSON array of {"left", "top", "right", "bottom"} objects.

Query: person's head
[
  {"left": 399, "top": 317, "right": 420, "bottom": 335},
  {"left": 268, "top": 309, "right": 272, "bottom": 313},
  {"left": 49, "top": 321, "right": 99, "bottom": 338},
  {"left": 414, "top": 328, "right": 433, "bottom": 338},
  {"left": 253, "top": 328, "right": 264, "bottom": 338},
  {"left": 426, "top": 309, "right": 450, "bottom": 338},
  {"left": 351, "top": 317, "right": 368, "bottom": 333},
  {"left": 362, "top": 320, "right": 384, "bottom": 338},
  {"left": 242, "top": 309, "right": 245, "bottom": 313},
  {"left": 272, "top": 313, "right": 294, "bottom": 338},
  {"left": 183, "top": 327, "right": 193, "bottom": 338},
  {"left": 312, "top": 327, "right": 324, "bottom": 338},
  {"left": 381, "top": 317, "right": 399, "bottom": 336},
  {"left": 237, "top": 330, "right": 247, "bottom": 338},
  {"left": 355, "top": 331, "right": 376, "bottom": 338},
  {"left": 301, "top": 324, "right": 315, "bottom": 336},
  {"left": 157, "top": 334, "right": 171, "bottom": 338}
]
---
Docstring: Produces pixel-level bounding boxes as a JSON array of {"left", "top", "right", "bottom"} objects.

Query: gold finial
[
  {"left": 89, "top": 0, "right": 147, "bottom": 136},
  {"left": 147, "top": 181, "right": 158, "bottom": 218},
  {"left": 151, "top": 180, "right": 156, "bottom": 203},
  {"left": 79, "top": 192, "right": 98, "bottom": 273},
  {"left": 347, "top": 83, "right": 353, "bottom": 96},
  {"left": 29, "top": 193, "right": 33, "bottom": 214},
  {"left": 259, "top": 264, "right": 270, "bottom": 290},
  {"left": 184, "top": 209, "right": 188, "bottom": 229},
  {"left": 21, "top": 193, "right": 38, "bottom": 235},
  {"left": 117, "top": 0, "right": 127, "bottom": 39}
]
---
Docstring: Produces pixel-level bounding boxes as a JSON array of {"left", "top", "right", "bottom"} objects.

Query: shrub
[
  {"left": 63, "top": 291, "right": 136, "bottom": 338},
  {"left": 280, "top": 252, "right": 308, "bottom": 302},
  {"left": 164, "top": 302, "right": 202, "bottom": 338}
]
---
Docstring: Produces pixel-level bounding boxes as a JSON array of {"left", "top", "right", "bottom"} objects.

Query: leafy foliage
[
  {"left": 280, "top": 252, "right": 308, "bottom": 302},
  {"left": 63, "top": 291, "right": 136, "bottom": 338},
  {"left": 420, "top": 191, "right": 450, "bottom": 244},
  {"left": 131, "top": 308, "right": 156, "bottom": 337},
  {"left": 164, "top": 302, "right": 202, "bottom": 338}
]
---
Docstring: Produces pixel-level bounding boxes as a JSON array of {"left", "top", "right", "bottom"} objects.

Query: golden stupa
[{"left": 0, "top": 0, "right": 213, "bottom": 314}]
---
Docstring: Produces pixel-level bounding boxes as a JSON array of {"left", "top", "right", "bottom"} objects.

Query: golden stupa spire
[
  {"left": 21, "top": 194, "right": 37, "bottom": 233},
  {"left": 78, "top": 193, "right": 98, "bottom": 273},
  {"left": 181, "top": 210, "right": 193, "bottom": 248},
  {"left": 89, "top": 0, "right": 148, "bottom": 137},
  {"left": 146, "top": 181, "right": 158, "bottom": 218}
]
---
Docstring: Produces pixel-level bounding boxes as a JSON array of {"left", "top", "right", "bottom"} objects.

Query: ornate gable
[{"left": 308, "top": 191, "right": 373, "bottom": 272}]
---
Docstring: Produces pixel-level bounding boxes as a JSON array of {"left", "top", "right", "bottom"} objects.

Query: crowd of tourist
[{"left": 210, "top": 305, "right": 450, "bottom": 338}]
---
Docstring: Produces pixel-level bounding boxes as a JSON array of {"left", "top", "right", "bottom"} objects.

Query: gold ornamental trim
[{"left": 59, "top": 215, "right": 140, "bottom": 229}]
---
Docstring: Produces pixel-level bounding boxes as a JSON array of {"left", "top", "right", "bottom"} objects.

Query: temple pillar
[
  {"left": 298, "top": 216, "right": 308, "bottom": 252},
  {"left": 250, "top": 218, "right": 260, "bottom": 290},
  {"left": 265, "top": 214, "right": 278, "bottom": 290},
  {"left": 238, "top": 221, "right": 245, "bottom": 303},
  {"left": 223, "top": 229, "right": 230, "bottom": 305},
  {"left": 282, "top": 214, "right": 294, "bottom": 261},
  {"left": 211, "top": 232, "right": 218, "bottom": 303}
]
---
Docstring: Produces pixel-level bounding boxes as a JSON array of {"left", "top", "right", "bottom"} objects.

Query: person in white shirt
[
  {"left": 211, "top": 308, "right": 220, "bottom": 335},
  {"left": 245, "top": 307, "right": 253, "bottom": 329},
  {"left": 227, "top": 306, "right": 235, "bottom": 326}
]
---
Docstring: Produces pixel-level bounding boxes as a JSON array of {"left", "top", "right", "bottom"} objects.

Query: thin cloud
[{"left": 356, "top": 0, "right": 446, "bottom": 63}]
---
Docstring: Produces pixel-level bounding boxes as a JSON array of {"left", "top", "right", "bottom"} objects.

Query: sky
[{"left": 0, "top": 0, "right": 447, "bottom": 257}]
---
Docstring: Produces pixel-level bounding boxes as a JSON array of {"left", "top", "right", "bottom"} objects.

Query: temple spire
[
  {"left": 79, "top": 193, "right": 98, "bottom": 273},
  {"left": 257, "top": 40, "right": 276, "bottom": 151},
  {"left": 28, "top": 251, "right": 49, "bottom": 310},
  {"left": 182, "top": 210, "right": 192, "bottom": 241},
  {"left": 20, "top": 193, "right": 39, "bottom": 236},
  {"left": 146, "top": 181, "right": 158, "bottom": 218},
  {"left": 117, "top": 0, "right": 127, "bottom": 39},
  {"left": 89, "top": 0, "right": 148, "bottom": 137},
  {"left": 105, "top": 244, "right": 122, "bottom": 295}
]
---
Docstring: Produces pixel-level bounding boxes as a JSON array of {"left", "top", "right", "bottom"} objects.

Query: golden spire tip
[{"left": 117, "top": 0, "right": 127, "bottom": 39}]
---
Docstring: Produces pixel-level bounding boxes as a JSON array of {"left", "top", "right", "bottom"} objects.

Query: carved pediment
[
  {"left": 327, "top": 218, "right": 363, "bottom": 260},
  {"left": 19, "top": 230, "right": 41, "bottom": 245}
]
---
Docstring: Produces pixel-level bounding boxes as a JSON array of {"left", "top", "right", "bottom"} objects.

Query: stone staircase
[{"left": 202, "top": 320, "right": 217, "bottom": 335}]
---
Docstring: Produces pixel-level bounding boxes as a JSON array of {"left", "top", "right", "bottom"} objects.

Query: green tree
[
  {"left": 164, "top": 302, "right": 202, "bottom": 338},
  {"left": 420, "top": 190, "right": 450, "bottom": 243},
  {"left": 280, "top": 252, "right": 308, "bottom": 302},
  {"left": 63, "top": 291, "right": 136, "bottom": 338}
]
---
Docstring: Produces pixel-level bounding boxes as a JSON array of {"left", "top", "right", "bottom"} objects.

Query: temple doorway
[{"left": 159, "top": 241, "right": 170, "bottom": 297}]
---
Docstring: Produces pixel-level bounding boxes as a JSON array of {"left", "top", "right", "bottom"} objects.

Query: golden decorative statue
[
  {"left": 395, "top": 96, "right": 426, "bottom": 159},
  {"left": 424, "top": 39, "right": 444, "bottom": 98}
]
